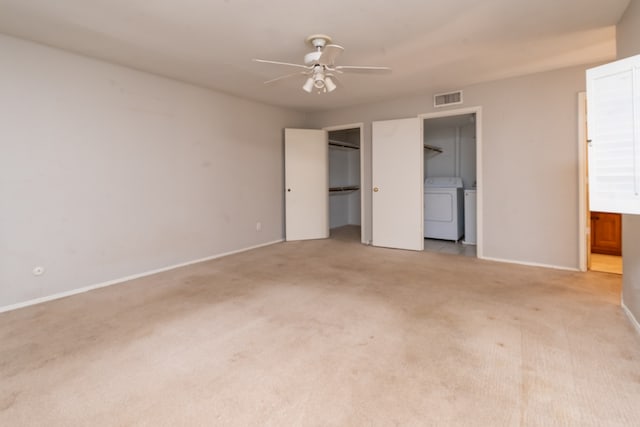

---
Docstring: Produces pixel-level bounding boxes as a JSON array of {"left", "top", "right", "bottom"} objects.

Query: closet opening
[
  {"left": 422, "top": 112, "right": 478, "bottom": 258},
  {"left": 326, "top": 125, "right": 363, "bottom": 243}
]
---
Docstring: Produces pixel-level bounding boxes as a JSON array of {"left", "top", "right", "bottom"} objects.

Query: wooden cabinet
[{"left": 590, "top": 212, "right": 622, "bottom": 256}]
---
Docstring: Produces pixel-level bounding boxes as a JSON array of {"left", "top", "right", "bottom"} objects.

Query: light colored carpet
[{"left": 1, "top": 229, "right": 640, "bottom": 426}]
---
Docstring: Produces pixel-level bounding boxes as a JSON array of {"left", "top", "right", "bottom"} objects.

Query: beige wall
[
  {"left": 617, "top": 0, "right": 640, "bottom": 58},
  {"left": 308, "top": 65, "right": 588, "bottom": 269},
  {"left": 616, "top": 0, "right": 640, "bottom": 330},
  {"left": 0, "top": 35, "right": 306, "bottom": 309}
]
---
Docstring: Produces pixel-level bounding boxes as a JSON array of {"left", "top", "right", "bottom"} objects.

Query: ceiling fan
[{"left": 253, "top": 34, "right": 391, "bottom": 94}]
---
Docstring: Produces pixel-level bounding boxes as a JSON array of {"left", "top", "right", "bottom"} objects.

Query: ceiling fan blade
[
  {"left": 263, "top": 71, "right": 309, "bottom": 85},
  {"left": 318, "top": 44, "right": 344, "bottom": 66},
  {"left": 334, "top": 65, "right": 392, "bottom": 74},
  {"left": 253, "top": 58, "right": 310, "bottom": 70}
]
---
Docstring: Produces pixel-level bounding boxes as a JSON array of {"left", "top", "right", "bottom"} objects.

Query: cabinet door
[{"left": 590, "top": 212, "right": 622, "bottom": 256}]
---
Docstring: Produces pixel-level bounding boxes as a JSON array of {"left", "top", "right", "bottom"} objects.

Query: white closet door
[
  {"left": 587, "top": 54, "right": 640, "bottom": 214},
  {"left": 371, "top": 118, "right": 424, "bottom": 251},
  {"left": 285, "top": 128, "right": 329, "bottom": 241}
]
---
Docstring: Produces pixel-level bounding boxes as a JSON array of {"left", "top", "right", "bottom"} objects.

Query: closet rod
[
  {"left": 424, "top": 144, "right": 443, "bottom": 153},
  {"left": 329, "top": 185, "right": 360, "bottom": 193},
  {"left": 329, "top": 139, "right": 360, "bottom": 150}
]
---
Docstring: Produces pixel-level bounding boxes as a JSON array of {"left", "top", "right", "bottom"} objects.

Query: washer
[{"left": 424, "top": 177, "right": 464, "bottom": 241}]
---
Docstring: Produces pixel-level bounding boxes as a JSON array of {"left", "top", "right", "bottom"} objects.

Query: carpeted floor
[{"left": 1, "top": 229, "right": 639, "bottom": 426}]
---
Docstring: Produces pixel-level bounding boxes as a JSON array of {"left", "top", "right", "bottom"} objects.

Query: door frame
[
  {"left": 418, "top": 106, "right": 483, "bottom": 258},
  {"left": 578, "top": 91, "right": 589, "bottom": 272},
  {"left": 323, "top": 122, "right": 366, "bottom": 244}
]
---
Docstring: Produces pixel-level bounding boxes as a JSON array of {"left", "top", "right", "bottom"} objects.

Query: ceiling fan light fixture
[
  {"left": 302, "top": 77, "right": 314, "bottom": 93},
  {"left": 325, "top": 76, "right": 336, "bottom": 92},
  {"left": 313, "top": 72, "right": 325, "bottom": 90}
]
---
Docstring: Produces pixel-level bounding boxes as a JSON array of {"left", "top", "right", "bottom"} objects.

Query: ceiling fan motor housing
[
  {"left": 306, "top": 34, "right": 332, "bottom": 49},
  {"left": 304, "top": 51, "right": 322, "bottom": 65}
]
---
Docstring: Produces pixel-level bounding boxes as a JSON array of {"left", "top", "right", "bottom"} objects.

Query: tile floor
[
  {"left": 424, "top": 238, "right": 476, "bottom": 257},
  {"left": 330, "top": 226, "right": 477, "bottom": 258}
]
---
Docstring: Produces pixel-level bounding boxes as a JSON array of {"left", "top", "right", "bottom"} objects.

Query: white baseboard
[
  {"left": 478, "top": 256, "right": 579, "bottom": 272},
  {"left": 0, "top": 239, "right": 283, "bottom": 314},
  {"left": 622, "top": 299, "right": 640, "bottom": 336}
]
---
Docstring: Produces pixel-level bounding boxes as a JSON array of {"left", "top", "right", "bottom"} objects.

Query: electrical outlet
[
  {"left": 33, "top": 266, "right": 45, "bottom": 276},
  {"left": 256, "top": 222, "right": 262, "bottom": 231}
]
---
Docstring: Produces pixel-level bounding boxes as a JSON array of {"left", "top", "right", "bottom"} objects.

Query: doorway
[
  {"left": 578, "top": 92, "right": 623, "bottom": 274},
  {"left": 324, "top": 123, "right": 364, "bottom": 244},
  {"left": 419, "top": 107, "right": 482, "bottom": 258},
  {"left": 590, "top": 211, "right": 623, "bottom": 273}
]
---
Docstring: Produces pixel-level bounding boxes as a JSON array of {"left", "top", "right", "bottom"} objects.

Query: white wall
[
  {"left": 308, "top": 65, "right": 588, "bottom": 269},
  {"left": 329, "top": 147, "right": 350, "bottom": 228},
  {"left": 617, "top": 0, "right": 640, "bottom": 59},
  {"left": 616, "top": 0, "right": 640, "bottom": 330},
  {"left": 460, "top": 124, "right": 477, "bottom": 189},
  {"left": 424, "top": 122, "right": 476, "bottom": 189},
  {"left": 0, "top": 35, "right": 306, "bottom": 309},
  {"left": 347, "top": 149, "right": 362, "bottom": 225},
  {"left": 424, "top": 127, "right": 457, "bottom": 178}
]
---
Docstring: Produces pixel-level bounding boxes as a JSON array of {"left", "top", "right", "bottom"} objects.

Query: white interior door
[
  {"left": 285, "top": 128, "right": 329, "bottom": 241},
  {"left": 371, "top": 118, "right": 424, "bottom": 251},
  {"left": 587, "top": 54, "right": 640, "bottom": 214}
]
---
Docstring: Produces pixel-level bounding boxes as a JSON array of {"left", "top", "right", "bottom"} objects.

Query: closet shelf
[
  {"left": 329, "top": 185, "right": 360, "bottom": 194},
  {"left": 329, "top": 139, "right": 360, "bottom": 150},
  {"left": 424, "top": 144, "right": 443, "bottom": 153}
]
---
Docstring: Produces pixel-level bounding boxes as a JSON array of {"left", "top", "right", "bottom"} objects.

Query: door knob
[{"left": 373, "top": 187, "right": 379, "bottom": 192}]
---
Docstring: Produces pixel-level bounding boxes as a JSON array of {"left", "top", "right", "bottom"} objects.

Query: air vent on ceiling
[{"left": 434, "top": 90, "right": 463, "bottom": 108}]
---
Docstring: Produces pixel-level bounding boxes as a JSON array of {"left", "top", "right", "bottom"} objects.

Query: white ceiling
[{"left": 0, "top": 0, "right": 630, "bottom": 112}]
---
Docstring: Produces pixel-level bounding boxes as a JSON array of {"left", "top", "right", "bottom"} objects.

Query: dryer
[{"left": 424, "top": 177, "right": 464, "bottom": 240}]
